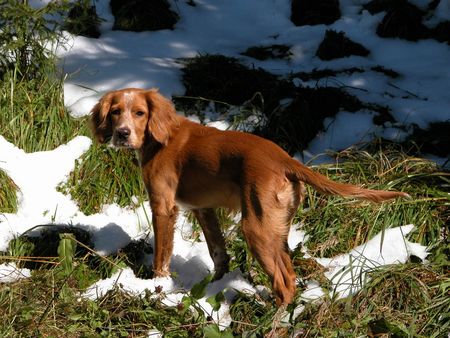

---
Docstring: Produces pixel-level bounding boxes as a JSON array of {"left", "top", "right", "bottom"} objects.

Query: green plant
[
  {"left": 0, "top": 72, "right": 88, "bottom": 153},
  {"left": 299, "top": 145, "right": 449, "bottom": 257},
  {"left": 63, "top": 0, "right": 102, "bottom": 38},
  {"left": 59, "top": 145, "right": 146, "bottom": 215},
  {"left": 0, "top": 0, "right": 68, "bottom": 80},
  {"left": 0, "top": 170, "right": 18, "bottom": 213},
  {"left": 57, "top": 233, "right": 77, "bottom": 276}
]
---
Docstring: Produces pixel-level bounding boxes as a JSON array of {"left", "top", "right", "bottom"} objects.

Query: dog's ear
[
  {"left": 90, "top": 92, "right": 114, "bottom": 143},
  {"left": 145, "top": 89, "right": 179, "bottom": 145}
]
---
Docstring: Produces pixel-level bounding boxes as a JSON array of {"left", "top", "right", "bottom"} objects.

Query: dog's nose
[{"left": 117, "top": 127, "right": 131, "bottom": 140}]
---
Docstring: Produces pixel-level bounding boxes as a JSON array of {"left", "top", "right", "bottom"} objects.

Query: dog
[{"left": 91, "top": 87, "right": 408, "bottom": 305}]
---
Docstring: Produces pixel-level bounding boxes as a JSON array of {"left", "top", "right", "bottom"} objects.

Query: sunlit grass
[
  {"left": 58, "top": 145, "right": 146, "bottom": 215},
  {"left": 0, "top": 71, "right": 88, "bottom": 153},
  {"left": 0, "top": 170, "right": 18, "bottom": 214},
  {"left": 298, "top": 147, "right": 449, "bottom": 258}
]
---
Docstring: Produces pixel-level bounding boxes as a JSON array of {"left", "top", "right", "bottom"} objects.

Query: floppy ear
[
  {"left": 90, "top": 92, "right": 113, "bottom": 143},
  {"left": 145, "top": 89, "right": 179, "bottom": 145}
]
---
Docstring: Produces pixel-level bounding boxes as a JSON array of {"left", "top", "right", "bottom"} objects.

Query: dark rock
[
  {"left": 291, "top": 0, "right": 341, "bottom": 26},
  {"left": 111, "top": 0, "right": 179, "bottom": 32},
  {"left": 316, "top": 30, "right": 370, "bottom": 61},
  {"left": 376, "top": 1, "right": 429, "bottom": 41},
  {"left": 432, "top": 21, "right": 450, "bottom": 44},
  {"left": 362, "top": 0, "right": 405, "bottom": 15},
  {"left": 408, "top": 122, "right": 450, "bottom": 158},
  {"left": 241, "top": 44, "right": 292, "bottom": 61}
]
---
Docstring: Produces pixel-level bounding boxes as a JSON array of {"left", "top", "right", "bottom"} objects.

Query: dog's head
[{"left": 90, "top": 88, "right": 179, "bottom": 149}]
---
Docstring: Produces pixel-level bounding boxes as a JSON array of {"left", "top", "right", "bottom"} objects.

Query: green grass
[
  {"left": 298, "top": 146, "right": 449, "bottom": 258},
  {"left": 58, "top": 145, "right": 146, "bottom": 215},
  {"left": 0, "top": 69, "right": 145, "bottom": 216},
  {"left": 0, "top": 71, "right": 88, "bottom": 153},
  {"left": 0, "top": 170, "right": 18, "bottom": 214},
  {"left": 0, "top": 71, "right": 89, "bottom": 214}
]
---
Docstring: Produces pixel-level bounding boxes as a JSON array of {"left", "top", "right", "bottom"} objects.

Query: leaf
[
  {"left": 57, "top": 233, "right": 77, "bottom": 275},
  {"left": 181, "top": 295, "right": 192, "bottom": 312},
  {"left": 190, "top": 274, "right": 213, "bottom": 300},
  {"left": 203, "top": 324, "right": 233, "bottom": 338},
  {"left": 206, "top": 291, "right": 225, "bottom": 311}
]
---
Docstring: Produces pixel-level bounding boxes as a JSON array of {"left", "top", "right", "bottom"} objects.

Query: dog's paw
[
  {"left": 152, "top": 269, "right": 171, "bottom": 278},
  {"left": 212, "top": 266, "right": 229, "bottom": 282}
]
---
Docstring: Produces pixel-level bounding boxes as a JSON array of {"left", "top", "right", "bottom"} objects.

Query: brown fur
[{"left": 91, "top": 88, "right": 409, "bottom": 305}]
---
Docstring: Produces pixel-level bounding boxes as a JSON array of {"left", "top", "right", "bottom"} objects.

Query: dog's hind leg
[
  {"left": 241, "top": 182, "right": 298, "bottom": 305},
  {"left": 193, "top": 208, "right": 230, "bottom": 280}
]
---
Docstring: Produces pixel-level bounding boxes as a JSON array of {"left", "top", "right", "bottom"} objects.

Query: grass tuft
[
  {"left": 0, "top": 170, "right": 18, "bottom": 214},
  {"left": 299, "top": 144, "right": 449, "bottom": 258},
  {"left": 174, "top": 54, "right": 294, "bottom": 115},
  {"left": 0, "top": 72, "right": 88, "bottom": 153},
  {"left": 58, "top": 145, "right": 146, "bottom": 215}
]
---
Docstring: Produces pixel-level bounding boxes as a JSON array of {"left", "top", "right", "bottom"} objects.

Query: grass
[
  {"left": 1, "top": 73, "right": 448, "bottom": 336},
  {"left": 0, "top": 71, "right": 87, "bottom": 153},
  {"left": 174, "top": 54, "right": 294, "bottom": 115},
  {"left": 58, "top": 145, "right": 146, "bottom": 215},
  {"left": 298, "top": 145, "right": 449, "bottom": 258},
  {"left": 0, "top": 170, "right": 18, "bottom": 214},
  {"left": 0, "top": 70, "right": 88, "bottom": 214},
  {"left": 0, "top": 69, "right": 145, "bottom": 216}
]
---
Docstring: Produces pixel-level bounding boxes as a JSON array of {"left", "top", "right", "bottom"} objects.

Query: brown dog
[{"left": 91, "top": 88, "right": 408, "bottom": 305}]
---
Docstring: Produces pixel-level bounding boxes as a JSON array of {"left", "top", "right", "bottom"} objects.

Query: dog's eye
[
  {"left": 111, "top": 109, "right": 120, "bottom": 115},
  {"left": 136, "top": 111, "right": 145, "bottom": 116}
]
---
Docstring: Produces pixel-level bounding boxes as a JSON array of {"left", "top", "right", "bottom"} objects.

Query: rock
[
  {"left": 375, "top": 1, "right": 429, "bottom": 41},
  {"left": 316, "top": 30, "right": 370, "bottom": 61},
  {"left": 291, "top": 0, "right": 341, "bottom": 26}
]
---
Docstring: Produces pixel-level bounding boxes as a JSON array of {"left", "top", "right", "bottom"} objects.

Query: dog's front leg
[{"left": 150, "top": 198, "right": 178, "bottom": 277}]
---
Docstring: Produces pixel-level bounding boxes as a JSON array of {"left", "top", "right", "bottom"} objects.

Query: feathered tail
[{"left": 285, "top": 159, "right": 409, "bottom": 203}]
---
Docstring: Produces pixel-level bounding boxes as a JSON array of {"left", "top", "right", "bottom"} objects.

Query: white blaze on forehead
[{"left": 123, "top": 91, "right": 136, "bottom": 112}]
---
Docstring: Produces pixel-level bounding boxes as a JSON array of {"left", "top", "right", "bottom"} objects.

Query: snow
[
  {"left": 315, "top": 224, "right": 429, "bottom": 298},
  {"left": 0, "top": 0, "right": 445, "bottom": 329},
  {"left": 0, "top": 263, "right": 31, "bottom": 283}
]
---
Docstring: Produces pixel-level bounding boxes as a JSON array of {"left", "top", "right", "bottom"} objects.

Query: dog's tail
[{"left": 285, "top": 159, "right": 409, "bottom": 202}]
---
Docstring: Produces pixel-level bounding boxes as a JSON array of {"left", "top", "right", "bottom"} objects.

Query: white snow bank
[{"left": 316, "top": 224, "right": 428, "bottom": 298}]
